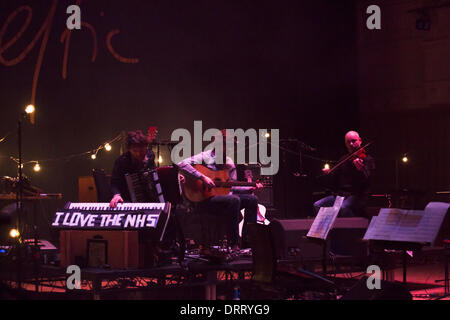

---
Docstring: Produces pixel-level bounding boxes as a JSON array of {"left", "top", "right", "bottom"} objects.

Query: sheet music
[
  {"left": 333, "top": 196, "right": 344, "bottom": 210},
  {"left": 393, "top": 210, "right": 427, "bottom": 243},
  {"left": 307, "top": 196, "right": 343, "bottom": 240},
  {"left": 419, "top": 202, "right": 449, "bottom": 245},
  {"left": 363, "top": 209, "right": 398, "bottom": 241},
  {"left": 363, "top": 202, "right": 449, "bottom": 245}
]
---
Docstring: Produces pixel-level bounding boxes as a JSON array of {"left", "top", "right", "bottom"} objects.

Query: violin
[
  {"left": 353, "top": 147, "right": 367, "bottom": 160},
  {"left": 325, "top": 141, "right": 372, "bottom": 175}
]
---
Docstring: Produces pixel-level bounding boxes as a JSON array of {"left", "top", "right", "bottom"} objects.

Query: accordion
[{"left": 125, "top": 169, "right": 165, "bottom": 203}]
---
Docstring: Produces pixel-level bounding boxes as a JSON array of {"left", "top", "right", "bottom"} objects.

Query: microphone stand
[
  {"left": 16, "top": 112, "right": 40, "bottom": 293},
  {"left": 16, "top": 117, "right": 24, "bottom": 292}
]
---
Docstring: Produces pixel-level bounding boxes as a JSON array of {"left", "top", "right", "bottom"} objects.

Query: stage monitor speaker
[
  {"left": 328, "top": 218, "right": 369, "bottom": 259},
  {"left": 270, "top": 218, "right": 323, "bottom": 261},
  {"left": 270, "top": 218, "right": 369, "bottom": 262},
  {"left": 341, "top": 276, "right": 412, "bottom": 300}
]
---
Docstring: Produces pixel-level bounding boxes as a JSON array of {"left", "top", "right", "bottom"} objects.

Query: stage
[
  {"left": 0, "top": 0, "right": 450, "bottom": 308},
  {"left": 1, "top": 245, "right": 448, "bottom": 300}
]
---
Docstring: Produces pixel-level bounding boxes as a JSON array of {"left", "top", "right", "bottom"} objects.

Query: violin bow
[{"left": 327, "top": 141, "right": 374, "bottom": 175}]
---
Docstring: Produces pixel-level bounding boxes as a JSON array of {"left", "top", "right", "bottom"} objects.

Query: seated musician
[
  {"left": 177, "top": 129, "right": 263, "bottom": 249},
  {"left": 314, "top": 131, "right": 375, "bottom": 218},
  {"left": 109, "top": 129, "right": 156, "bottom": 207}
]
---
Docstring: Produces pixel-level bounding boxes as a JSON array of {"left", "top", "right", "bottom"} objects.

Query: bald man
[{"left": 314, "top": 131, "right": 375, "bottom": 218}]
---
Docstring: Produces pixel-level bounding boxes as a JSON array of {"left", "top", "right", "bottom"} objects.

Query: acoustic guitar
[{"left": 180, "top": 164, "right": 258, "bottom": 202}]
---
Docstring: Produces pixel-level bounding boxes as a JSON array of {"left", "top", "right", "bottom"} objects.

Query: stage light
[
  {"left": 91, "top": 154, "right": 96, "bottom": 160},
  {"left": 25, "top": 104, "right": 35, "bottom": 114},
  {"left": 33, "top": 162, "right": 41, "bottom": 172},
  {"left": 402, "top": 155, "right": 408, "bottom": 163},
  {"left": 324, "top": 163, "right": 330, "bottom": 170},
  {"left": 104, "top": 143, "right": 112, "bottom": 151},
  {"left": 9, "top": 228, "right": 20, "bottom": 238}
]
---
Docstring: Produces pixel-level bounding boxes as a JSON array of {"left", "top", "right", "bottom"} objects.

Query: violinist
[{"left": 313, "top": 131, "right": 375, "bottom": 218}]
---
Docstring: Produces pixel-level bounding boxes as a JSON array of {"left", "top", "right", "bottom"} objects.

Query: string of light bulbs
[{"left": 8, "top": 133, "right": 123, "bottom": 172}]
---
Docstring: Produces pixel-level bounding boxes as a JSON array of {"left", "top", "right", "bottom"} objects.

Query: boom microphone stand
[
  {"left": 15, "top": 109, "right": 37, "bottom": 293},
  {"left": 16, "top": 117, "right": 24, "bottom": 291}
]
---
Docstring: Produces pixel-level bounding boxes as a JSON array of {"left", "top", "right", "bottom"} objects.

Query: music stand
[
  {"left": 363, "top": 202, "right": 450, "bottom": 285},
  {"left": 306, "top": 196, "right": 344, "bottom": 275}
]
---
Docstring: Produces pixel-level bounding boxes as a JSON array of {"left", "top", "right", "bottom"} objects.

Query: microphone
[{"left": 280, "top": 139, "right": 317, "bottom": 152}]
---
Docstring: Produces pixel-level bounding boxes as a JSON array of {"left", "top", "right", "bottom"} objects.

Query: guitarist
[{"left": 178, "top": 129, "right": 263, "bottom": 249}]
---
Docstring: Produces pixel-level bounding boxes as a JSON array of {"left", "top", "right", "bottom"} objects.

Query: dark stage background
[{"left": 1, "top": 0, "right": 359, "bottom": 218}]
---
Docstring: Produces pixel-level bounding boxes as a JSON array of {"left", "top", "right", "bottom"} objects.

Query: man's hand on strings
[
  {"left": 353, "top": 158, "right": 364, "bottom": 171},
  {"left": 201, "top": 175, "right": 216, "bottom": 189}
]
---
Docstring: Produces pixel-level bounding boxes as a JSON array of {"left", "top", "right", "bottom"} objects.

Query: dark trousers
[
  {"left": 313, "top": 194, "right": 368, "bottom": 218},
  {"left": 198, "top": 193, "right": 258, "bottom": 246}
]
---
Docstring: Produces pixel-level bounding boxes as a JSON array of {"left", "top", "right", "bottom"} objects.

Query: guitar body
[{"left": 180, "top": 164, "right": 234, "bottom": 202}]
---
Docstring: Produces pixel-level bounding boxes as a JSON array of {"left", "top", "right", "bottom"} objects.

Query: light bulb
[
  {"left": 104, "top": 143, "right": 112, "bottom": 151},
  {"left": 33, "top": 163, "right": 41, "bottom": 172},
  {"left": 25, "top": 104, "right": 35, "bottom": 114},
  {"left": 9, "top": 228, "right": 20, "bottom": 238}
]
